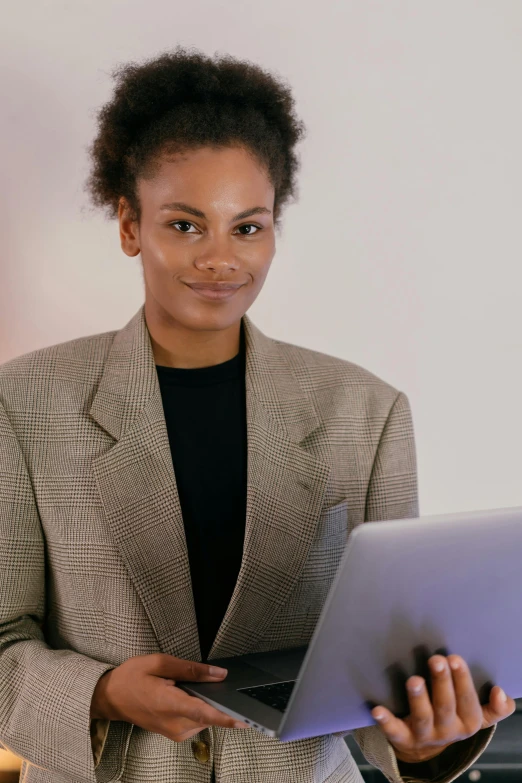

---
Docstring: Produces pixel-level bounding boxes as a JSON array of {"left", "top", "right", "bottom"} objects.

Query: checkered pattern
[{"left": 0, "top": 304, "right": 495, "bottom": 783}]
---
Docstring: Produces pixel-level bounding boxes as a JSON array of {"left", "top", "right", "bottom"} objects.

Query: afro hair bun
[{"left": 84, "top": 45, "right": 307, "bottom": 231}]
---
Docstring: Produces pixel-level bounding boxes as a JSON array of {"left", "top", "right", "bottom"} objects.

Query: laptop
[{"left": 179, "top": 505, "right": 522, "bottom": 741}]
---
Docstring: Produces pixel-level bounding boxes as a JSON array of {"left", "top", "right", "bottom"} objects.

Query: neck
[{"left": 145, "top": 301, "right": 242, "bottom": 369}]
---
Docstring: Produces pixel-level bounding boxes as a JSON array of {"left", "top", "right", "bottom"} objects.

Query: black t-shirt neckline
[{"left": 155, "top": 322, "right": 245, "bottom": 387}]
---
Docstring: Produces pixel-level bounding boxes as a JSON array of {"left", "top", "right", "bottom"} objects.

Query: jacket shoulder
[
  {"left": 277, "top": 337, "right": 400, "bottom": 392},
  {"left": 275, "top": 338, "right": 402, "bottom": 410},
  {"left": 0, "top": 328, "right": 117, "bottom": 408}
]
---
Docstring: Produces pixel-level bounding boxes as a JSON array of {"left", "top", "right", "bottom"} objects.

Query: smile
[{"left": 186, "top": 284, "right": 244, "bottom": 301}]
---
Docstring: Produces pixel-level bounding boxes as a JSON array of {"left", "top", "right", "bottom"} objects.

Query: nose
[
  {"left": 193, "top": 236, "right": 241, "bottom": 274},
  {"left": 194, "top": 255, "right": 240, "bottom": 274}
]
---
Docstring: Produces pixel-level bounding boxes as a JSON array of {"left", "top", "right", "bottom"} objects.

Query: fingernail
[
  {"left": 374, "top": 711, "right": 386, "bottom": 722},
  {"left": 498, "top": 688, "right": 507, "bottom": 702},
  {"left": 234, "top": 721, "right": 250, "bottom": 728},
  {"left": 209, "top": 666, "right": 228, "bottom": 677}
]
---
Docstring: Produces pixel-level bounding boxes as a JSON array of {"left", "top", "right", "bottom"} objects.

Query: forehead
[{"left": 137, "top": 145, "right": 274, "bottom": 210}]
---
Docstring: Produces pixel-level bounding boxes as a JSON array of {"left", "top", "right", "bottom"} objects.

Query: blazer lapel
[
  {"left": 207, "top": 315, "right": 331, "bottom": 659},
  {"left": 89, "top": 306, "right": 201, "bottom": 660},
  {"left": 89, "top": 305, "right": 331, "bottom": 663}
]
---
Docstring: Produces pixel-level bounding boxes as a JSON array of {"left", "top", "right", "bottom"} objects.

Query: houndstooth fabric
[{"left": 0, "top": 304, "right": 495, "bottom": 783}]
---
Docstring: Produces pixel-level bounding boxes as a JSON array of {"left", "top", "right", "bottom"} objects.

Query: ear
[{"left": 118, "top": 197, "right": 141, "bottom": 257}]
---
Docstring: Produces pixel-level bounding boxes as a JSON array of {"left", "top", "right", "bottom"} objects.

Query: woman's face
[{"left": 119, "top": 144, "right": 276, "bottom": 334}]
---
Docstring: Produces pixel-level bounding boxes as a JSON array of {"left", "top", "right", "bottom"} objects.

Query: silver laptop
[{"left": 179, "top": 505, "right": 522, "bottom": 741}]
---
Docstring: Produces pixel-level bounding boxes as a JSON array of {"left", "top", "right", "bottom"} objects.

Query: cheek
[
  {"left": 140, "top": 235, "right": 185, "bottom": 294},
  {"left": 257, "top": 260, "right": 272, "bottom": 285},
  {"left": 250, "top": 252, "right": 274, "bottom": 286},
  {"left": 141, "top": 257, "right": 174, "bottom": 301},
  {"left": 141, "top": 231, "right": 182, "bottom": 273}
]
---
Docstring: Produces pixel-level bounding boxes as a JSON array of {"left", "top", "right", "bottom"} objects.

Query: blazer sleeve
[
  {"left": 342, "top": 391, "right": 497, "bottom": 783},
  {"left": 0, "top": 399, "right": 134, "bottom": 783}
]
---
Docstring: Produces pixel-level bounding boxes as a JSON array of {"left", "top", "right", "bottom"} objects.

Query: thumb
[
  {"left": 480, "top": 686, "right": 516, "bottom": 729},
  {"left": 146, "top": 653, "right": 228, "bottom": 682}
]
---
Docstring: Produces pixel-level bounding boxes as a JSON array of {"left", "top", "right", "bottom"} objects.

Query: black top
[{"left": 156, "top": 325, "right": 247, "bottom": 661}]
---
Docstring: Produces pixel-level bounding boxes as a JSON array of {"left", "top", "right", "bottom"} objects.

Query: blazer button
[{"left": 192, "top": 739, "right": 210, "bottom": 763}]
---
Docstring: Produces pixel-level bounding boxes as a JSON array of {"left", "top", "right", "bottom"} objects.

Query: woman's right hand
[{"left": 90, "top": 652, "right": 250, "bottom": 742}]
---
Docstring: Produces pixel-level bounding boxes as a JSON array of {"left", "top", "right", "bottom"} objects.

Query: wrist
[
  {"left": 394, "top": 743, "right": 452, "bottom": 764},
  {"left": 90, "top": 670, "right": 114, "bottom": 721}
]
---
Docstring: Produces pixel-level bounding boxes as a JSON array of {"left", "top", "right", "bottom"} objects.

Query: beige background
[{"left": 1, "top": 0, "right": 521, "bottom": 523}]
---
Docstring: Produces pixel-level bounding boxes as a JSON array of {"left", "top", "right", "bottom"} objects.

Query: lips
[
  {"left": 185, "top": 282, "right": 245, "bottom": 301},
  {"left": 186, "top": 282, "right": 245, "bottom": 290}
]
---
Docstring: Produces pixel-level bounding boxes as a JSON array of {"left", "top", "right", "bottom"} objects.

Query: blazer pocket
[
  {"left": 295, "top": 499, "right": 352, "bottom": 630},
  {"left": 262, "top": 500, "right": 352, "bottom": 644},
  {"left": 315, "top": 498, "right": 350, "bottom": 542}
]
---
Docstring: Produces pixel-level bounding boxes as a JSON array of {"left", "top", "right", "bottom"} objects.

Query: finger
[
  {"left": 371, "top": 706, "right": 413, "bottom": 750},
  {"left": 429, "top": 656, "right": 457, "bottom": 731},
  {"left": 480, "top": 685, "right": 517, "bottom": 729},
  {"left": 404, "top": 674, "right": 435, "bottom": 742},
  {"left": 447, "top": 656, "right": 483, "bottom": 734},
  {"left": 148, "top": 654, "right": 228, "bottom": 682},
  {"left": 176, "top": 691, "right": 249, "bottom": 729},
  {"left": 174, "top": 729, "right": 205, "bottom": 742},
  {"left": 178, "top": 660, "right": 229, "bottom": 682},
  {"left": 169, "top": 719, "right": 210, "bottom": 742}
]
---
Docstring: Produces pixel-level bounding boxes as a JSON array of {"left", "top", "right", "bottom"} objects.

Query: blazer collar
[{"left": 90, "top": 303, "right": 321, "bottom": 446}]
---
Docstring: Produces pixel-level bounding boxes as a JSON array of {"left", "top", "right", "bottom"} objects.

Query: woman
[{"left": 0, "top": 47, "right": 513, "bottom": 783}]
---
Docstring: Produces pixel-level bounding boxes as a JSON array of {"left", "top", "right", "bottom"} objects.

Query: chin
[{"left": 171, "top": 305, "right": 244, "bottom": 333}]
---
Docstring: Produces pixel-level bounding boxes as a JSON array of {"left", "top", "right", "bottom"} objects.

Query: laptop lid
[{"left": 278, "top": 505, "right": 522, "bottom": 741}]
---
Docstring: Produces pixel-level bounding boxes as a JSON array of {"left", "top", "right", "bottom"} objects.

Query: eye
[
  {"left": 170, "top": 221, "right": 198, "bottom": 233},
  {"left": 236, "top": 224, "right": 261, "bottom": 235},
  {"left": 169, "top": 221, "right": 262, "bottom": 235}
]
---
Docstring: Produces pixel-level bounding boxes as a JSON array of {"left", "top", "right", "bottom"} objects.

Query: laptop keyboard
[{"left": 238, "top": 680, "right": 296, "bottom": 712}]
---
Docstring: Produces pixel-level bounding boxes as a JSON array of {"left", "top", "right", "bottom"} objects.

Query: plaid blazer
[{"left": 0, "top": 304, "right": 495, "bottom": 783}]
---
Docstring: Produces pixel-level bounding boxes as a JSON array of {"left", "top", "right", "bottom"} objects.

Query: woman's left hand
[{"left": 371, "top": 654, "right": 516, "bottom": 764}]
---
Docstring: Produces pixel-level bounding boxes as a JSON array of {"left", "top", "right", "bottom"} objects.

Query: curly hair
[{"left": 84, "top": 46, "right": 307, "bottom": 233}]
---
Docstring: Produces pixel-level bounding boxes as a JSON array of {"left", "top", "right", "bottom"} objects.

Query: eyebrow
[{"left": 158, "top": 201, "right": 272, "bottom": 222}]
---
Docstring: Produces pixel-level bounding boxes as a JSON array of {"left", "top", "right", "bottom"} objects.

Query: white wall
[{"left": 1, "top": 0, "right": 521, "bottom": 516}]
